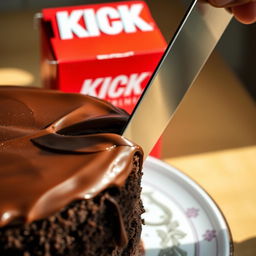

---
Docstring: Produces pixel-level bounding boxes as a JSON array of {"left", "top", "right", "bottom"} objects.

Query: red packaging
[{"left": 40, "top": 1, "right": 167, "bottom": 157}]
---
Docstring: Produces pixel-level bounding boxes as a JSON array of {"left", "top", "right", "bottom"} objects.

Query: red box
[{"left": 40, "top": 1, "right": 167, "bottom": 157}]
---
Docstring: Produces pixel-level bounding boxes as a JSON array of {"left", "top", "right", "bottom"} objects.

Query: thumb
[{"left": 232, "top": 1, "right": 256, "bottom": 24}]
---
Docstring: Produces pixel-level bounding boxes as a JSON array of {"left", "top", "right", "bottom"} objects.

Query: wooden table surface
[{"left": 165, "top": 146, "right": 256, "bottom": 256}]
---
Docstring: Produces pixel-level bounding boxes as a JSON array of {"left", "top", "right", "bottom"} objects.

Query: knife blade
[{"left": 122, "top": 0, "right": 232, "bottom": 158}]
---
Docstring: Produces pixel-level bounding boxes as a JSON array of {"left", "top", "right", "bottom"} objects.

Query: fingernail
[{"left": 210, "top": 0, "right": 234, "bottom": 7}]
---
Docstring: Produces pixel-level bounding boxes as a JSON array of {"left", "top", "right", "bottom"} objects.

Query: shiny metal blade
[{"left": 122, "top": 0, "right": 232, "bottom": 158}]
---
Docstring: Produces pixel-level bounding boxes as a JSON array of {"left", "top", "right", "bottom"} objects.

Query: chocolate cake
[{"left": 0, "top": 87, "right": 144, "bottom": 256}]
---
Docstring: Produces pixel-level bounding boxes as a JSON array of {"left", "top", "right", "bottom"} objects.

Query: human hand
[{"left": 206, "top": 0, "right": 256, "bottom": 24}]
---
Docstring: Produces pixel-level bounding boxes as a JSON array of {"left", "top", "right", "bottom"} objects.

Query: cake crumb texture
[{"left": 0, "top": 155, "right": 144, "bottom": 256}]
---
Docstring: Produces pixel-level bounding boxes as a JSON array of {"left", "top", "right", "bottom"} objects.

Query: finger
[
  {"left": 232, "top": 1, "right": 256, "bottom": 24},
  {"left": 207, "top": 0, "right": 254, "bottom": 8}
]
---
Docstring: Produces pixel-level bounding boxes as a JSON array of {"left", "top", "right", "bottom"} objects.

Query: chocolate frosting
[{"left": 0, "top": 86, "right": 143, "bottom": 228}]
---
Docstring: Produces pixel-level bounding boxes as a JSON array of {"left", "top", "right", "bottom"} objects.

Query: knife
[{"left": 122, "top": 0, "right": 232, "bottom": 158}]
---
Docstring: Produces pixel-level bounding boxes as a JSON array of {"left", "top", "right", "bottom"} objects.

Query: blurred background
[{"left": 0, "top": 0, "right": 255, "bottom": 97}]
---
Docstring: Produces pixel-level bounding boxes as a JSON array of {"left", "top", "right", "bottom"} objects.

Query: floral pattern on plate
[{"left": 141, "top": 157, "right": 232, "bottom": 256}]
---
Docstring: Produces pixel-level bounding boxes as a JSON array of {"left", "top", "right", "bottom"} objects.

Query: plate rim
[{"left": 142, "top": 156, "right": 234, "bottom": 256}]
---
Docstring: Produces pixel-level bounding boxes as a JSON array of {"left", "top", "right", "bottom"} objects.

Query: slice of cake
[{"left": 0, "top": 87, "right": 144, "bottom": 256}]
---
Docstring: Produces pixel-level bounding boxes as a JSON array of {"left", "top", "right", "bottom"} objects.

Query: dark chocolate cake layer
[{"left": 0, "top": 87, "right": 144, "bottom": 255}]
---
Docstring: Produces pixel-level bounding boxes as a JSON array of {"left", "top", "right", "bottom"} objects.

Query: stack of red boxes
[{"left": 40, "top": 0, "right": 167, "bottom": 157}]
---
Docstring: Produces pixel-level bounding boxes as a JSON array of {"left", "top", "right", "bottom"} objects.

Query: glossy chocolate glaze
[{"left": 0, "top": 87, "right": 143, "bottom": 228}]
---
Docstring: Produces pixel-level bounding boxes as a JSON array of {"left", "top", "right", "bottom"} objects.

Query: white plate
[{"left": 141, "top": 157, "right": 233, "bottom": 256}]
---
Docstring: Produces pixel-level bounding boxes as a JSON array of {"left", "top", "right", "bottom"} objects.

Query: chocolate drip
[
  {"left": 0, "top": 87, "right": 143, "bottom": 227},
  {"left": 57, "top": 115, "right": 128, "bottom": 136},
  {"left": 32, "top": 133, "right": 132, "bottom": 154},
  {"left": 104, "top": 195, "right": 128, "bottom": 247}
]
